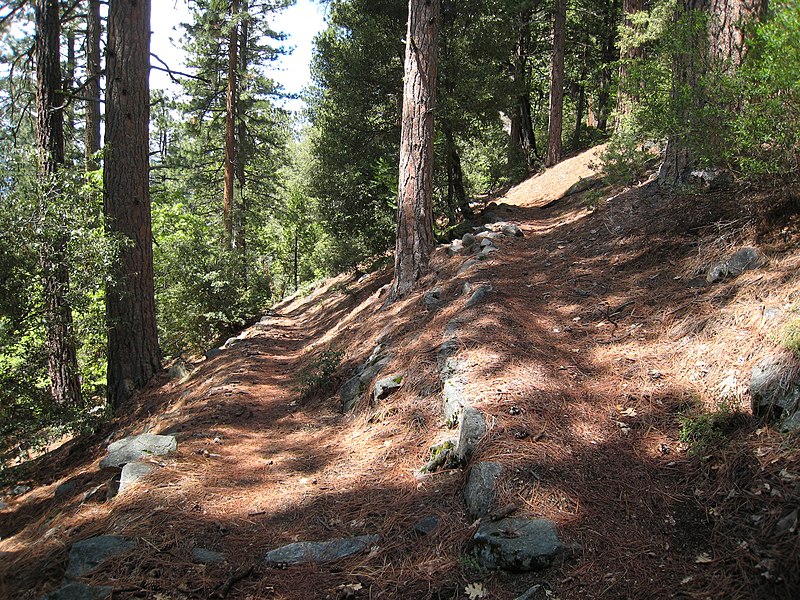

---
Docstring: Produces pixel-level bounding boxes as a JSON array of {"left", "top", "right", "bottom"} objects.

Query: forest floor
[{"left": 2, "top": 146, "right": 800, "bottom": 599}]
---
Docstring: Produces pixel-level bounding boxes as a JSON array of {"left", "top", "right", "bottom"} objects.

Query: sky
[{"left": 150, "top": 0, "right": 328, "bottom": 113}]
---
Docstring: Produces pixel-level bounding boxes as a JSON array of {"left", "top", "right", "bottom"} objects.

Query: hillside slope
[{"left": 2, "top": 148, "right": 799, "bottom": 599}]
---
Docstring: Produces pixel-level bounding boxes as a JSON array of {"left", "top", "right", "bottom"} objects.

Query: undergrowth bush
[{"left": 296, "top": 349, "right": 343, "bottom": 399}]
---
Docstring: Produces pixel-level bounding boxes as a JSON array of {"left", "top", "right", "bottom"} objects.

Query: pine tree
[
  {"left": 104, "top": 0, "right": 161, "bottom": 407},
  {"left": 390, "top": 0, "right": 440, "bottom": 300}
]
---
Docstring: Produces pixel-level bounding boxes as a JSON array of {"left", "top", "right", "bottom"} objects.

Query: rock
[
  {"left": 423, "top": 288, "right": 443, "bottom": 309},
  {"left": 420, "top": 439, "right": 458, "bottom": 473},
  {"left": 168, "top": 360, "right": 190, "bottom": 381},
  {"left": 447, "top": 239, "right": 464, "bottom": 256},
  {"left": 478, "top": 245, "right": 499, "bottom": 258},
  {"left": 443, "top": 379, "right": 468, "bottom": 427},
  {"left": 444, "top": 318, "right": 463, "bottom": 338},
  {"left": 12, "top": 484, "right": 31, "bottom": 495},
  {"left": 0, "top": 500, "right": 7, "bottom": 509},
  {"left": 458, "top": 259, "right": 479, "bottom": 275},
  {"left": 689, "top": 168, "right": 733, "bottom": 190},
  {"left": 205, "top": 347, "right": 222, "bottom": 360},
  {"left": 465, "top": 285, "right": 492, "bottom": 309},
  {"left": 456, "top": 406, "right": 487, "bottom": 462},
  {"left": 99, "top": 434, "right": 177, "bottom": 469},
  {"left": 373, "top": 374, "right": 403, "bottom": 401},
  {"left": 750, "top": 354, "right": 800, "bottom": 428},
  {"left": 264, "top": 535, "right": 379, "bottom": 566},
  {"left": 462, "top": 233, "right": 476, "bottom": 248},
  {"left": 514, "top": 584, "right": 547, "bottom": 600},
  {"left": 707, "top": 247, "right": 766, "bottom": 283},
  {"left": 501, "top": 224, "right": 524, "bottom": 238},
  {"left": 192, "top": 547, "right": 226, "bottom": 564},
  {"left": 40, "top": 582, "right": 113, "bottom": 600},
  {"left": 339, "top": 375, "right": 362, "bottom": 412},
  {"left": 65, "top": 535, "right": 135, "bottom": 579},
  {"left": 473, "top": 518, "right": 564, "bottom": 572},
  {"left": 413, "top": 515, "right": 440, "bottom": 536},
  {"left": 222, "top": 336, "right": 239, "bottom": 349},
  {"left": 464, "top": 462, "right": 502, "bottom": 519},
  {"left": 118, "top": 462, "right": 153, "bottom": 494},
  {"left": 54, "top": 481, "right": 78, "bottom": 500}
]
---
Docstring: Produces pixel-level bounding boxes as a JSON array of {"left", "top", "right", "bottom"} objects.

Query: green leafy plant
[{"left": 296, "top": 349, "right": 344, "bottom": 399}]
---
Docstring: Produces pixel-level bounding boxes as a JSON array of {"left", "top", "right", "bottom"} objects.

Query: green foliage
[
  {"left": 296, "top": 349, "right": 344, "bottom": 399},
  {"left": 780, "top": 314, "right": 800, "bottom": 359},
  {"left": 678, "top": 398, "right": 741, "bottom": 455}
]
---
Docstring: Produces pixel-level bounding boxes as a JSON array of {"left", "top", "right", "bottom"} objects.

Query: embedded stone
[
  {"left": 473, "top": 518, "right": 563, "bottom": 572},
  {"left": 100, "top": 434, "right": 177, "bottom": 469},
  {"left": 264, "top": 535, "right": 379, "bottom": 566},
  {"left": 118, "top": 462, "right": 153, "bottom": 494},
  {"left": 464, "top": 462, "right": 502, "bottom": 519},
  {"left": 192, "top": 547, "right": 225, "bottom": 564},
  {"left": 456, "top": 406, "right": 487, "bottom": 462},
  {"left": 40, "top": 582, "right": 112, "bottom": 600},
  {"left": 373, "top": 374, "right": 403, "bottom": 401},
  {"left": 65, "top": 536, "right": 135, "bottom": 579}
]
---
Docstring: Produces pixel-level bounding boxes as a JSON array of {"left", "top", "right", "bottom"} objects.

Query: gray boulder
[
  {"left": 423, "top": 288, "right": 443, "bottom": 309},
  {"left": 100, "top": 434, "right": 177, "bottom": 469},
  {"left": 458, "top": 259, "right": 479, "bottom": 275},
  {"left": 750, "top": 354, "right": 800, "bottom": 430},
  {"left": 501, "top": 224, "right": 524, "bottom": 238},
  {"left": 447, "top": 239, "right": 465, "bottom": 256},
  {"left": 205, "top": 347, "right": 223, "bottom": 360},
  {"left": 55, "top": 481, "right": 78, "bottom": 500},
  {"left": 473, "top": 518, "right": 563, "bottom": 571},
  {"left": 464, "top": 462, "right": 502, "bottom": 519},
  {"left": 118, "top": 462, "right": 153, "bottom": 494},
  {"left": 462, "top": 233, "right": 476, "bottom": 248},
  {"left": 40, "top": 583, "right": 113, "bottom": 600},
  {"left": 465, "top": 285, "right": 492, "bottom": 309},
  {"left": 456, "top": 406, "right": 487, "bottom": 462},
  {"left": 65, "top": 535, "right": 135, "bottom": 579},
  {"left": 707, "top": 247, "right": 766, "bottom": 283},
  {"left": 413, "top": 515, "right": 440, "bottom": 536},
  {"left": 264, "top": 535, "right": 379, "bottom": 566},
  {"left": 373, "top": 374, "right": 403, "bottom": 401},
  {"left": 339, "top": 375, "right": 363, "bottom": 412},
  {"left": 167, "top": 360, "right": 190, "bottom": 381},
  {"left": 192, "top": 547, "right": 225, "bottom": 564},
  {"left": 443, "top": 378, "right": 468, "bottom": 427}
]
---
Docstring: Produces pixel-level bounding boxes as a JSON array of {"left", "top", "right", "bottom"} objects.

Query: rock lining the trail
[
  {"left": 40, "top": 582, "right": 113, "bottom": 600},
  {"left": 473, "top": 518, "right": 564, "bottom": 571},
  {"left": 192, "top": 547, "right": 226, "bottom": 564},
  {"left": 464, "top": 462, "right": 502, "bottom": 519},
  {"left": 99, "top": 434, "right": 177, "bottom": 469},
  {"left": 65, "top": 535, "right": 135, "bottom": 580},
  {"left": 750, "top": 354, "right": 800, "bottom": 432},
  {"left": 339, "top": 344, "right": 392, "bottom": 412},
  {"left": 706, "top": 247, "right": 766, "bottom": 283},
  {"left": 264, "top": 534, "right": 379, "bottom": 566},
  {"left": 118, "top": 462, "right": 153, "bottom": 494},
  {"left": 373, "top": 374, "right": 404, "bottom": 402}
]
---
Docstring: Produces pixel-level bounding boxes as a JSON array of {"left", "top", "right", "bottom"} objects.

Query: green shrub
[{"left": 296, "top": 349, "right": 344, "bottom": 399}]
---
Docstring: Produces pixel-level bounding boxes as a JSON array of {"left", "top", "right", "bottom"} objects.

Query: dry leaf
[{"left": 465, "top": 582, "right": 487, "bottom": 600}]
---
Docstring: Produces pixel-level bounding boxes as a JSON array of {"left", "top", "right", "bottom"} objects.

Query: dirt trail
[{"left": 2, "top": 148, "right": 799, "bottom": 599}]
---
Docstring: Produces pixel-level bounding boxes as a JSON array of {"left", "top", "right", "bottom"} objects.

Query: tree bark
[
  {"left": 85, "top": 0, "right": 102, "bottom": 171},
  {"left": 545, "top": 0, "right": 566, "bottom": 168},
  {"left": 235, "top": 1, "right": 249, "bottom": 257},
  {"left": 658, "top": 0, "right": 766, "bottom": 186},
  {"left": 35, "top": 0, "right": 83, "bottom": 408},
  {"left": 596, "top": 0, "right": 620, "bottom": 133},
  {"left": 509, "top": 6, "right": 537, "bottom": 168},
  {"left": 390, "top": 0, "right": 439, "bottom": 300},
  {"left": 443, "top": 124, "right": 471, "bottom": 220},
  {"left": 223, "top": 0, "right": 239, "bottom": 246},
  {"left": 104, "top": 0, "right": 161, "bottom": 407}
]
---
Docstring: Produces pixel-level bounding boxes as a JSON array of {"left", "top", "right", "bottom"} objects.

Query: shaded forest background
[{"left": 1, "top": 0, "right": 798, "bottom": 464}]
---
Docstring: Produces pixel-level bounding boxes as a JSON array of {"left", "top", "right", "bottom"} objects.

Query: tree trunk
[
  {"left": 235, "top": 2, "right": 249, "bottom": 258},
  {"left": 509, "top": 7, "right": 537, "bottom": 168},
  {"left": 85, "top": 0, "right": 102, "bottom": 171},
  {"left": 35, "top": 0, "right": 83, "bottom": 409},
  {"left": 545, "top": 0, "right": 566, "bottom": 168},
  {"left": 104, "top": 0, "right": 161, "bottom": 407},
  {"left": 658, "top": 0, "right": 766, "bottom": 186},
  {"left": 573, "top": 38, "right": 588, "bottom": 150},
  {"left": 443, "top": 124, "right": 471, "bottom": 220},
  {"left": 616, "top": 0, "right": 644, "bottom": 126},
  {"left": 390, "top": 0, "right": 439, "bottom": 301},
  {"left": 596, "top": 1, "right": 620, "bottom": 133},
  {"left": 293, "top": 227, "right": 299, "bottom": 292},
  {"left": 223, "top": 0, "right": 239, "bottom": 246}
]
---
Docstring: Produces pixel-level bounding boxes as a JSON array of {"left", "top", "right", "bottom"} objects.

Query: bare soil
[{"left": 2, "top": 148, "right": 799, "bottom": 599}]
